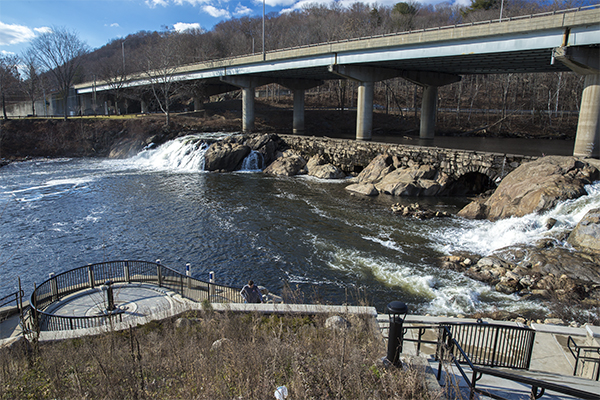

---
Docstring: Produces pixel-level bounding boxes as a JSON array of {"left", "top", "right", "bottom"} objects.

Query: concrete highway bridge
[{"left": 75, "top": 6, "right": 600, "bottom": 158}]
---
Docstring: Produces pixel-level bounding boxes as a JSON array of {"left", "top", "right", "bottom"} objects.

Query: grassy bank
[{"left": 0, "top": 311, "right": 441, "bottom": 399}]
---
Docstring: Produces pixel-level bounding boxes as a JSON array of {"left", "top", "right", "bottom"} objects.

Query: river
[{"left": 1, "top": 133, "right": 598, "bottom": 316}]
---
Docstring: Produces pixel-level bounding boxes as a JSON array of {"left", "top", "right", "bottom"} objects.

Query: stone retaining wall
[{"left": 280, "top": 135, "right": 538, "bottom": 181}]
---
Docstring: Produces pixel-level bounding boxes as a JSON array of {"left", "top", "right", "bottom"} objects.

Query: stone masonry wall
[{"left": 280, "top": 135, "right": 538, "bottom": 181}]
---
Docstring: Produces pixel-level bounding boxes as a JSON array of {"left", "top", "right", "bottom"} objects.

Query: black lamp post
[{"left": 386, "top": 301, "right": 408, "bottom": 367}]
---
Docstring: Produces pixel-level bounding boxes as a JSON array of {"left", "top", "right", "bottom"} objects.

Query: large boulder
[
  {"left": 345, "top": 183, "right": 379, "bottom": 196},
  {"left": 568, "top": 208, "right": 600, "bottom": 253},
  {"left": 348, "top": 154, "right": 452, "bottom": 197},
  {"left": 458, "top": 156, "right": 599, "bottom": 221},
  {"left": 306, "top": 155, "right": 345, "bottom": 179},
  {"left": 355, "top": 154, "right": 394, "bottom": 183},
  {"left": 263, "top": 151, "right": 307, "bottom": 176},
  {"left": 204, "top": 142, "right": 251, "bottom": 171}
]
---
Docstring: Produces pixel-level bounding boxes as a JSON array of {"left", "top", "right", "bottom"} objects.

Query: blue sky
[{"left": 0, "top": 0, "right": 461, "bottom": 56}]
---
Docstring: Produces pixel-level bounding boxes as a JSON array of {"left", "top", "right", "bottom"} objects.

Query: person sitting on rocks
[{"left": 240, "top": 280, "right": 263, "bottom": 303}]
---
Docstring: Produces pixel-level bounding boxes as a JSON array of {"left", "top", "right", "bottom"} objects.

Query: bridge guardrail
[
  {"left": 175, "top": 5, "right": 599, "bottom": 68},
  {"left": 30, "top": 260, "right": 245, "bottom": 331}
]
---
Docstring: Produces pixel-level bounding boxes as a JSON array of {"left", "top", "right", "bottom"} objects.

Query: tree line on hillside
[{"left": 0, "top": 0, "right": 595, "bottom": 132}]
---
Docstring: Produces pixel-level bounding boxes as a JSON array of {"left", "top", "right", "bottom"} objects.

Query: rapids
[{"left": 1, "top": 133, "right": 598, "bottom": 315}]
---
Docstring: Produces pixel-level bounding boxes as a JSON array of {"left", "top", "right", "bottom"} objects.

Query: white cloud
[
  {"left": 234, "top": 3, "right": 253, "bottom": 16},
  {"left": 280, "top": 0, "right": 330, "bottom": 13},
  {"left": 1, "top": 50, "right": 16, "bottom": 56},
  {"left": 145, "top": 0, "right": 170, "bottom": 7},
  {"left": 0, "top": 22, "right": 36, "bottom": 45},
  {"left": 254, "top": 0, "right": 296, "bottom": 6},
  {"left": 202, "top": 5, "right": 232, "bottom": 18},
  {"left": 34, "top": 26, "right": 52, "bottom": 34},
  {"left": 175, "top": 0, "right": 212, "bottom": 5},
  {"left": 173, "top": 22, "right": 203, "bottom": 32}
]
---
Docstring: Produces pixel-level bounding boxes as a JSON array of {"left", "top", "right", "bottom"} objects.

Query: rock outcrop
[
  {"left": 458, "top": 156, "right": 599, "bottom": 221},
  {"left": 263, "top": 150, "right": 307, "bottom": 176},
  {"left": 345, "top": 154, "right": 453, "bottom": 197},
  {"left": 568, "top": 208, "right": 600, "bottom": 253},
  {"left": 441, "top": 248, "right": 600, "bottom": 303},
  {"left": 306, "top": 155, "right": 345, "bottom": 179},
  {"left": 204, "top": 133, "right": 280, "bottom": 172}
]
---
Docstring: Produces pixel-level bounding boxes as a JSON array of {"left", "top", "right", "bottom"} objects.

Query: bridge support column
[
  {"left": 241, "top": 86, "right": 255, "bottom": 132},
  {"left": 329, "top": 65, "right": 403, "bottom": 141},
  {"left": 398, "top": 71, "right": 461, "bottom": 141},
  {"left": 574, "top": 73, "right": 600, "bottom": 158},
  {"left": 420, "top": 85, "right": 438, "bottom": 140},
  {"left": 193, "top": 96, "right": 202, "bottom": 112},
  {"left": 278, "top": 79, "right": 323, "bottom": 135},
  {"left": 221, "top": 76, "right": 272, "bottom": 132},
  {"left": 357, "top": 81, "right": 375, "bottom": 141},
  {"left": 293, "top": 90, "right": 305, "bottom": 134},
  {"left": 553, "top": 46, "right": 600, "bottom": 159}
]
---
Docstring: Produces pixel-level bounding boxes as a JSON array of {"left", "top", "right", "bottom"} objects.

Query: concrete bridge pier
[
  {"left": 420, "top": 85, "right": 438, "bottom": 141},
  {"left": 399, "top": 71, "right": 461, "bottom": 140},
  {"left": 221, "top": 76, "right": 272, "bottom": 132},
  {"left": 329, "top": 65, "right": 403, "bottom": 141},
  {"left": 554, "top": 46, "right": 600, "bottom": 159},
  {"left": 278, "top": 79, "right": 323, "bottom": 135},
  {"left": 574, "top": 73, "right": 600, "bottom": 158}
]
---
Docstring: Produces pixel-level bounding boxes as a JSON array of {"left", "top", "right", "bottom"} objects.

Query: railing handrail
[
  {"left": 29, "top": 260, "right": 245, "bottom": 331},
  {"left": 436, "top": 326, "right": 600, "bottom": 400},
  {"left": 0, "top": 290, "right": 23, "bottom": 309},
  {"left": 568, "top": 336, "right": 600, "bottom": 381}
]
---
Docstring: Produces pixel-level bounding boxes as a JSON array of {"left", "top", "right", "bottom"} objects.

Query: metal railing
[
  {"left": 30, "top": 260, "right": 245, "bottom": 331},
  {"left": 436, "top": 326, "right": 599, "bottom": 400},
  {"left": 439, "top": 321, "right": 536, "bottom": 370},
  {"left": 384, "top": 320, "right": 536, "bottom": 370},
  {"left": 568, "top": 336, "right": 600, "bottom": 381},
  {"left": 0, "top": 290, "right": 23, "bottom": 321}
]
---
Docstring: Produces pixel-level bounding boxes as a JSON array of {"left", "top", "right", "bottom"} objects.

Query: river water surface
[{"left": 1, "top": 134, "right": 598, "bottom": 315}]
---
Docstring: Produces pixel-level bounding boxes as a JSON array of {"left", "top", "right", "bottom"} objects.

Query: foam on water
[{"left": 435, "top": 181, "right": 600, "bottom": 255}]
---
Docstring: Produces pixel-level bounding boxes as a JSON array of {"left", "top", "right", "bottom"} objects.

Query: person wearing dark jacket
[{"left": 240, "top": 280, "right": 263, "bottom": 303}]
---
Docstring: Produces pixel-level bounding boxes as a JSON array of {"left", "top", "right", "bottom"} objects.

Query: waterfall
[
  {"left": 240, "top": 150, "right": 264, "bottom": 171},
  {"left": 131, "top": 133, "right": 228, "bottom": 172}
]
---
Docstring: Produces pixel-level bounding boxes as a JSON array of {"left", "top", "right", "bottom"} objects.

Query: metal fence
[
  {"left": 30, "top": 260, "right": 245, "bottom": 331},
  {"left": 439, "top": 322, "right": 536, "bottom": 370}
]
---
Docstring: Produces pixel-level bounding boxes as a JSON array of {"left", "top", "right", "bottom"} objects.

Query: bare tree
[
  {"left": 0, "top": 55, "right": 20, "bottom": 120},
  {"left": 19, "top": 49, "right": 43, "bottom": 116},
  {"left": 141, "top": 33, "right": 184, "bottom": 126},
  {"left": 28, "top": 26, "right": 88, "bottom": 120}
]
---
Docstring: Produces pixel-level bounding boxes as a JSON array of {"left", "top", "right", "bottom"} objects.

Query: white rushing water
[{"left": 434, "top": 181, "right": 600, "bottom": 256}]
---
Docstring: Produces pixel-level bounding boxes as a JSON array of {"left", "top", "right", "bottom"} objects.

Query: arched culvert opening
[{"left": 446, "top": 172, "right": 496, "bottom": 196}]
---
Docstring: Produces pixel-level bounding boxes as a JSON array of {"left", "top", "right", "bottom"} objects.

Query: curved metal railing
[{"left": 30, "top": 260, "right": 244, "bottom": 331}]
